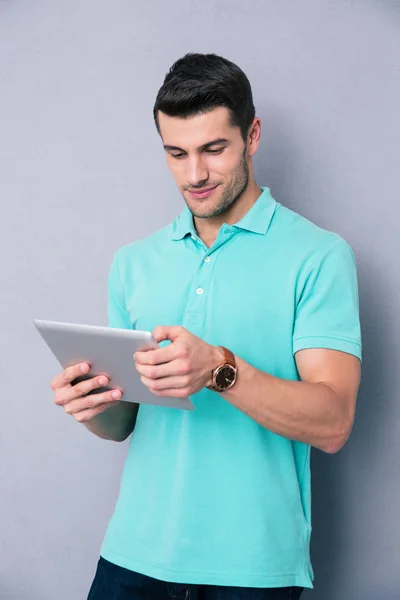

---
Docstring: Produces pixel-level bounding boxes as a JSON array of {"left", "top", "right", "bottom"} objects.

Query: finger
[
  {"left": 152, "top": 325, "right": 183, "bottom": 344},
  {"left": 55, "top": 374, "right": 111, "bottom": 407},
  {"left": 50, "top": 362, "right": 91, "bottom": 391},
  {"left": 140, "top": 374, "right": 190, "bottom": 392},
  {"left": 141, "top": 380, "right": 190, "bottom": 399},
  {"left": 135, "top": 344, "right": 181, "bottom": 366},
  {"left": 64, "top": 389, "right": 122, "bottom": 416},
  {"left": 72, "top": 401, "right": 119, "bottom": 423},
  {"left": 135, "top": 358, "right": 190, "bottom": 379}
]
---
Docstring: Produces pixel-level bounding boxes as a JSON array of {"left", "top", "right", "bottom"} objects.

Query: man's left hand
[{"left": 134, "top": 326, "right": 222, "bottom": 397}]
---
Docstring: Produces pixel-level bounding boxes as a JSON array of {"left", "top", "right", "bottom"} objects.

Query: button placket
[
  {"left": 183, "top": 233, "right": 235, "bottom": 332},
  {"left": 182, "top": 261, "right": 210, "bottom": 330}
]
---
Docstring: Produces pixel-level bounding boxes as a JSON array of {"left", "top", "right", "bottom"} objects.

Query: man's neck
[{"left": 193, "top": 181, "right": 263, "bottom": 248}]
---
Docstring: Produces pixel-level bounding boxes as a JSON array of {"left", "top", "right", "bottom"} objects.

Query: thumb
[{"left": 152, "top": 325, "right": 183, "bottom": 344}]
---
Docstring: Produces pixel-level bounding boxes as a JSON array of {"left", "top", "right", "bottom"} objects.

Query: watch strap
[{"left": 219, "top": 346, "right": 236, "bottom": 367}]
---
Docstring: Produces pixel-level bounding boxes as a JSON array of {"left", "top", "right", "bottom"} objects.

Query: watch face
[{"left": 215, "top": 365, "right": 236, "bottom": 390}]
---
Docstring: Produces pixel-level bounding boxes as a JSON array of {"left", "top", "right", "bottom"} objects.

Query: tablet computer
[{"left": 33, "top": 319, "right": 194, "bottom": 410}]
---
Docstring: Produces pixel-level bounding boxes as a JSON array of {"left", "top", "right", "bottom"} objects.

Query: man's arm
[
  {"left": 218, "top": 238, "right": 362, "bottom": 453},
  {"left": 221, "top": 347, "right": 361, "bottom": 454},
  {"left": 134, "top": 327, "right": 361, "bottom": 454}
]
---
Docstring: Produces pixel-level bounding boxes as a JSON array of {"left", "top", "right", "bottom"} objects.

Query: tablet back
[{"left": 33, "top": 319, "right": 194, "bottom": 410}]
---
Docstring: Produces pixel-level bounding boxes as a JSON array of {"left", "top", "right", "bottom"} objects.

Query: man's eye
[
  {"left": 171, "top": 153, "right": 185, "bottom": 159},
  {"left": 207, "top": 148, "right": 224, "bottom": 154}
]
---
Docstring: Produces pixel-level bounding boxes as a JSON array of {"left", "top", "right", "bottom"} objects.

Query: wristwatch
[{"left": 205, "top": 346, "right": 237, "bottom": 392}]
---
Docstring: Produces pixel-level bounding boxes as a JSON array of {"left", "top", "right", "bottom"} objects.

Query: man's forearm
[
  {"left": 83, "top": 401, "right": 139, "bottom": 442},
  {"left": 221, "top": 356, "right": 353, "bottom": 454}
]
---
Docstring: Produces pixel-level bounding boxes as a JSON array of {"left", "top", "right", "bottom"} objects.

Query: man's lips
[{"left": 187, "top": 185, "right": 219, "bottom": 198}]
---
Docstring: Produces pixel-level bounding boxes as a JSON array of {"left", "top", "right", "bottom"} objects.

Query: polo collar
[{"left": 171, "top": 186, "right": 277, "bottom": 241}]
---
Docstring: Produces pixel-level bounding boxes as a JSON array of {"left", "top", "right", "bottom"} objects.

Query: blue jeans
[{"left": 87, "top": 557, "right": 305, "bottom": 600}]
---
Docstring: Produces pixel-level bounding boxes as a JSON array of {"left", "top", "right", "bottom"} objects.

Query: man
[{"left": 50, "top": 53, "right": 362, "bottom": 599}]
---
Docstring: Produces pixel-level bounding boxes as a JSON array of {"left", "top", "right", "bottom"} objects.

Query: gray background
[{"left": 1, "top": 1, "right": 399, "bottom": 598}]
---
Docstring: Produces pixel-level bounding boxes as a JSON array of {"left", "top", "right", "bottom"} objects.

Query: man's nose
[{"left": 186, "top": 157, "right": 208, "bottom": 187}]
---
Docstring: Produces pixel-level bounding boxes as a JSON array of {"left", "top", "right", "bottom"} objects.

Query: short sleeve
[
  {"left": 292, "top": 239, "right": 362, "bottom": 360},
  {"left": 107, "top": 250, "right": 132, "bottom": 329}
]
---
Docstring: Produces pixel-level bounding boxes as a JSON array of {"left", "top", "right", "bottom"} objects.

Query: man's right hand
[{"left": 50, "top": 363, "right": 123, "bottom": 424}]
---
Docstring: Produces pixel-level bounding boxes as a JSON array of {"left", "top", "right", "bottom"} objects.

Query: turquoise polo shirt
[{"left": 100, "top": 187, "right": 362, "bottom": 589}]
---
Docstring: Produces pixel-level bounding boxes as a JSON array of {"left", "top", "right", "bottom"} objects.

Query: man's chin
[
  {"left": 187, "top": 205, "right": 211, "bottom": 218},
  {"left": 191, "top": 206, "right": 227, "bottom": 219}
]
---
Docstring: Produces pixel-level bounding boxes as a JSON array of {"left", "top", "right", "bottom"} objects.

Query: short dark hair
[{"left": 153, "top": 53, "right": 255, "bottom": 143}]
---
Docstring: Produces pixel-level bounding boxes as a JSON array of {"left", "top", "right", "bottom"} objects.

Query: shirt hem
[{"left": 100, "top": 548, "right": 314, "bottom": 589}]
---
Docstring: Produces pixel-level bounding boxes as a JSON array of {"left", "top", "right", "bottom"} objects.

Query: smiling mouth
[{"left": 187, "top": 185, "right": 219, "bottom": 198}]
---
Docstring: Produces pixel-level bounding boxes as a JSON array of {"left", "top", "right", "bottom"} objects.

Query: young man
[{"left": 51, "top": 53, "right": 362, "bottom": 599}]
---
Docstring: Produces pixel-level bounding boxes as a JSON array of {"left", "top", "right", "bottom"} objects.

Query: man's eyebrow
[
  {"left": 163, "top": 138, "right": 230, "bottom": 152},
  {"left": 202, "top": 138, "right": 230, "bottom": 148}
]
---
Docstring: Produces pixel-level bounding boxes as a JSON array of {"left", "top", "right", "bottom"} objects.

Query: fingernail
[
  {"left": 99, "top": 376, "right": 107, "bottom": 385},
  {"left": 112, "top": 390, "right": 121, "bottom": 400},
  {"left": 80, "top": 364, "right": 89, "bottom": 373}
]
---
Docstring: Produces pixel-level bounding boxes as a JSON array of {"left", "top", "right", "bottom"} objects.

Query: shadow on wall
[
  {"left": 256, "top": 110, "right": 394, "bottom": 599},
  {"left": 369, "top": 0, "right": 400, "bottom": 16},
  {"left": 304, "top": 258, "right": 394, "bottom": 599}
]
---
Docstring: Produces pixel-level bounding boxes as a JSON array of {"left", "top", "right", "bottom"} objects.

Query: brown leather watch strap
[{"left": 219, "top": 346, "right": 236, "bottom": 367}]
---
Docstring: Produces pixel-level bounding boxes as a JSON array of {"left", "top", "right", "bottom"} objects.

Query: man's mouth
[{"left": 187, "top": 185, "right": 219, "bottom": 199}]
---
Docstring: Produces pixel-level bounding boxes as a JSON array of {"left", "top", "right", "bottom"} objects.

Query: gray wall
[{"left": 1, "top": 1, "right": 399, "bottom": 598}]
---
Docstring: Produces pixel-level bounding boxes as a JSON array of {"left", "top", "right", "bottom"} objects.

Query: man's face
[{"left": 158, "top": 107, "right": 250, "bottom": 219}]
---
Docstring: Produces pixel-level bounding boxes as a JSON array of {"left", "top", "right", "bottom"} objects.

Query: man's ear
[{"left": 247, "top": 117, "right": 261, "bottom": 156}]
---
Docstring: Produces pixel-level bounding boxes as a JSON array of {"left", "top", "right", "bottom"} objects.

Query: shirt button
[
  {"left": 196, "top": 288, "right": 204, "bottom": 295},
  {"left": 223, "top": 228, "right": 230, "bottom": 234},
  {"left": 204, "top": 257, "right": 210, "bottom": 262}
]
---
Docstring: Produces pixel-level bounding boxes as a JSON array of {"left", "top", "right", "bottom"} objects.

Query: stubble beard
[{"left": 183, "top": 149, "right": 249, "bottom": 219}]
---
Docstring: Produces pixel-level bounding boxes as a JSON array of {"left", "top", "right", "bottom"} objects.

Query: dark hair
[{"left": 153, "top": 53, "right": 255, "bottom": 142}]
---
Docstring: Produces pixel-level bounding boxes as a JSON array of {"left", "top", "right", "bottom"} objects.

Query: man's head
[{"left": 153, "top": 53, "right": 261, "bottom": 219}]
